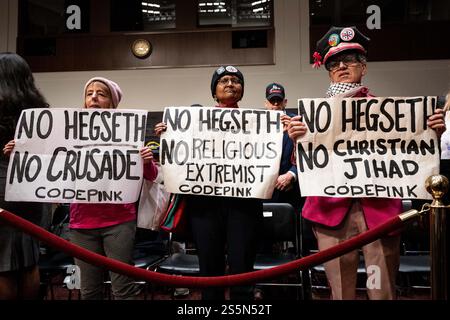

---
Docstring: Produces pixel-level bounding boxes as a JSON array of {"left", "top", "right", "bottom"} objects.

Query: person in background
[
  {"left": 440, "top": 91, "right": 450, "bottom": 196},
  {"left": 69, "top": 77, "right": 158, "bottom": 300},
  {"left": 264, "top": 82, "right": 303, "bottom": 211},
  {"left": 0, "top": 52, "right": 52, "bottom": 299},
  {"left": 253, "top": 83, "right": 305, "bottom": 300},
  {"left": 155, "top": 66, "right": 262, "bottom": 300},
  {"left": 287, "top": 26, "right": 445, "bottom": 299}
]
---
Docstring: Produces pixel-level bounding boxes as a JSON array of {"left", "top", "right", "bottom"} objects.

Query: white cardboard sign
[
  {"left": 296, "top": 96, "right": 440, "bottom": 199},
  {"left": 160, "top": 107, "right": 283, "bottom": 199},
  {"left": 5, "top": 108, "right": 147, "bottom": 203}
]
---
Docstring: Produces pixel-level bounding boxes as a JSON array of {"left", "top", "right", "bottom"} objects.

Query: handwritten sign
[
  {"left": 160, "top": 107, "right": 283, "bottom": 199},
  {"left": 5, "top": 108, "right": 147, "bottom": 203},
  {"left": 296, "top": 96, "right": 440, "bottom": 199}
]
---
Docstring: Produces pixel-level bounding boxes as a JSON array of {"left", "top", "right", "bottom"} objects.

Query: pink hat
[
  {"left": 84, "top": 77, "right": 123, "bottom": 108},
  {"left": 322, "top": 42, "right": 366, "bottom": 65}
]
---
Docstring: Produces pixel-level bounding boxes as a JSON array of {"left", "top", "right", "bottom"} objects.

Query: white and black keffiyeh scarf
[{"left": 326, "top": 82, "right": 362, "bottom": 98}]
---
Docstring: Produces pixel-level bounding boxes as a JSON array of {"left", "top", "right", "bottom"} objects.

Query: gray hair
[{"left": 355, "top": 52, "right": 367, "bottom": 64}]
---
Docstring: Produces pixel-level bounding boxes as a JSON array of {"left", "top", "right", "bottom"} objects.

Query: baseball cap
[{"left": 266, "top": 83, "right": 285, "bottom": 100}]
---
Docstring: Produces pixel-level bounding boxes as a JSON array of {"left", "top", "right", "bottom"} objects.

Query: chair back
[{"left": 400, "top": 199, "right": 430, "bottom": 255}]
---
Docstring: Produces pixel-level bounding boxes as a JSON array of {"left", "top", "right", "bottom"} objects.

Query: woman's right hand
[
  {"left": 154, "top": 122, "right": 167, "bottom": 137},
  {"left": 280, "top": 114, "right": 292, "bottom": 132},
  {"left": 3, "top": 140, "right": 15, "bottom": 157},
  {"left": 287, "top": 115, "right": 307, "bottom": 141}
]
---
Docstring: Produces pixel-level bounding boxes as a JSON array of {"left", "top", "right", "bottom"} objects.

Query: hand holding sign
[
  {"left": 2, "top": 140, "right": 15, "bottom": 157},
  {"left": 287, "top": 115, "right": 307, "bottom": 142},
  {"left": 427, "top": 108, "right": 446, "bottom": 137},
  {"left": 154, "top": 122, "right": 167, "bottom": 136},
  {"left": 140, "top": 147, "right": 154, "bottom": 164}
]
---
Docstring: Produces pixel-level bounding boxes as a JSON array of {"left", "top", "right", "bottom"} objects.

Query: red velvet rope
[{"left": 0, "top": 208, "right": 404, "bottom": 288}]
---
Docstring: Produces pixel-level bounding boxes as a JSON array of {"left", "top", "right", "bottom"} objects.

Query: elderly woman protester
[
  {"left": 155, "top": 66, "right": 262, "bottom": 300},
  {"left": 287, "top": 26, "right": 445, "bottom": 300},
  {"left": 68, "top": 77, "right": 158, "bottom": 300}
]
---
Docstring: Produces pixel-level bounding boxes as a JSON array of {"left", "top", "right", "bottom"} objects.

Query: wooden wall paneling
[
  {"left": 57, "top": 37, "right": 76, "bottom": 70},
  {"left": 175, "top": 0, "right": 198, "bottom": 30},
  {"left": 76, "top": 36, "right": 97, "bottom": 70},
  {"left": 90, "top": 0, "right": 110, "bottom": 33},
  {"left": 310, "top": 22, "right": 450, "bottom": 63},
  {"left": 20, "top": 29, "right": 274, "bottom": 72},
  {"left": 17, "top": 0, "right": 275, "bottom": 71}
]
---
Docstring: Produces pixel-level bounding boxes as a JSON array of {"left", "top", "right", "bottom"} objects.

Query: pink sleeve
[{"left": 143, "top": 160, "right": 158, "bottom": 181}]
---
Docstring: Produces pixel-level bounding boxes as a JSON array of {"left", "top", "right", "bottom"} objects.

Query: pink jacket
[
  {"left": 69, "top": 161, "right": 158, "bottom": 229},
  {"left": 302, "top": 86, "right": 402, "bottom": 228}
]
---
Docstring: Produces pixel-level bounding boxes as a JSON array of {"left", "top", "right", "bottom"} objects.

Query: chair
[
  {"left": 39, "top": 204, "right": 76, "bottom": 299},
  {"left": 253, "top": 202, "right": 308, "bottom": 300},
  {"left": 152, "top": 231, "right": 199, "bottom": 299},
  {"left": 153, "top": 229, "right": 199, "bottom": 275},
  {"left": 133, "top": 228, "right": 170, "bottom": 271},
  {"left": 41, "top": 208, "right": 167, "bottom": 300},
  {"left": 104, "top": 229, "right": 168, "bottom": 300}
]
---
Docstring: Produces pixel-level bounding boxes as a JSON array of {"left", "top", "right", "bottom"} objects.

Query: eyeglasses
[
  {"left": 217, "top": 77, "right": 242, "bottom": 86},
  {"left": 325, "top": 55, "right": 362, "bottom": 71}
]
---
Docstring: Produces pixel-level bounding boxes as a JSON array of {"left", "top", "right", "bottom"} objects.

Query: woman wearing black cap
[{"left": 155, "top": 65, "right": 262, "bottom": 300}]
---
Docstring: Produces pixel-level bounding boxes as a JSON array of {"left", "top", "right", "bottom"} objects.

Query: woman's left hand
[
  {"left": 275, "top": 172, "right": 294, "bottom": 191},
  {"left": 140, "top": 147, "right": 154, "bottom": 164},
  {"left": 3, "top": 140, "right": 15, "bottom": 157},
  {"left": 427, "top": 108, "right": 446, "bottom": 137},
  {"left": 154, "top": 122, "right": 167, "bottom": 136},
  {"left": 280, "top": 114, "right": 292, "bottom": 132}
]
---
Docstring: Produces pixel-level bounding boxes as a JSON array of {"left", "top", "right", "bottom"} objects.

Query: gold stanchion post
[{"left": 425, "top": 174, "right": 449, "bottom": 300}]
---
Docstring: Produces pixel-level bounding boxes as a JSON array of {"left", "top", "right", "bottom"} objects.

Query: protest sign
[
  {"left": 5, "top": 108, "right": 147, "bottom": 203},
  {"left": 296, "top": 96, "right": 440, "bottom": 199},
  {"left": 160, "top": 107, "right": 283, "bottom": 199}
]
